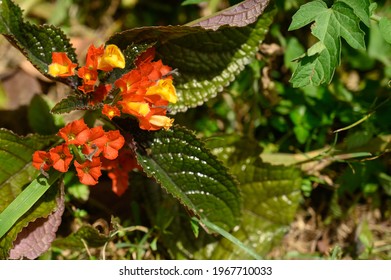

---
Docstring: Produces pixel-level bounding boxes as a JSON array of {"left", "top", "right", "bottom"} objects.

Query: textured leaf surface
[
  {"left": 9, "top": 182, "right": 65, "bottom": 259},
  {"left": 0, "top": 129, "right": 58, "bottom": 259},
  {"left": 107, "top": 1, "right": 276, "bottom": 112},
  {"left": 191, "top": 136, "right": 302, "bottom": 258},
  {"left": 133, "top": 125, "right": 241, "bottom": 231},
  {"left": 51, "top": 95, "right": 93, "bottom": 114},
  {"left": 289, "top": 0, "right": 367, "bottom": 87},
  {"left": 187, "top": 0, "right": 271, "bottom": 30},
  {"left": 0, "top": 0, "right": 78, "bottom": 85},
  {"left": 201, "top": 158, "right": 301, "bottom": 259}
]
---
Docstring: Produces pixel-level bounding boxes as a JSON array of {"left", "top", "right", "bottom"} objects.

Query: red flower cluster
[
  {"left": 32, "top": 119, "right": 132, "bottom": 194},
  {"left": 48, "top": 45, "right": 177, "bottom": 131}
]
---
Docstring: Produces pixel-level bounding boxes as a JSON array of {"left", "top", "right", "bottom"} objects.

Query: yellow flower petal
[
  {"left": 146, "top": 78, "right": 177, "bottom": 103},
  {"left": 98, "top": 44, "right": 125, "bottom": 70}
]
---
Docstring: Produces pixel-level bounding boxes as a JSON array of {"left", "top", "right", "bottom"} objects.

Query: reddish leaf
[{"left": 9, "top": 183, "right": 65, "bottom": 260}]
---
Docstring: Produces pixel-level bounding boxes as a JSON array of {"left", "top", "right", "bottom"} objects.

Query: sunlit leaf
[
  {"left": 289, "top": 0, "right": 367, "bottom": 87},
  {"left": 132, "top": 125, "right": 241, "bottom": 231}
]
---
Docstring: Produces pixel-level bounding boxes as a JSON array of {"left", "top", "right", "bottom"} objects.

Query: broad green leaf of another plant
[
  {"left": 0, "top": 0, "right": 78, "bottom": 87},
  {"left": 289, "top": 0, "right": 367, "bottom": 87},
  {"left": 379, "top": 17, "right": 391, "bottom": 44},
  {"left": 200, "top": 158, "right": 301, "bottom": 259},
  {"left": 337, "top": 0, "right": 370, "bottom": 27},
  {"left": 132, "top": 125, "right": 241, "bottom": 232},
  {"left": 107, "top": 0, "right": 276, "bottom": 112},
  {"left": 0, "top": 129, "right": 59, "bottom": 259}
]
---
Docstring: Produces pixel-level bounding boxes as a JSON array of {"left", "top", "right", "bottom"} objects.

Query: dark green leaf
[
  {"left": 51, "top": 95, "right": 94, "bottom": 114},
  {"left": 107, "top": 1, "right": 276, "bottom": 112},
  {"left": 0, "top": 0, "right": 78, "bottom": 86},
  {"left": 52, "top": 225, "right": 109, "bottom": 249},
  {"left": 28, "top": 95, "right": 59, "bottom": 135},
  {"left": 133, "top": 125, "right": 241, "bottom": 231}
]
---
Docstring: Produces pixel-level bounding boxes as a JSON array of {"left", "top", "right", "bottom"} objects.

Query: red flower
[
  {"left": 103, "top": 130, "right": 125, "bottom": 160},
  {"left": 135, "top": 47, "right": 155, "bottom": 67},
  {"left": 48, "top": 52, "right": 77, "bottom": 77},
  {"left": 57, "top": 119, "right": 90, "bottom": 145},
  {"left": 74, "top": 157, "right": 102, "bottom": 185},
  {"left": 32, "top": 151, "right": 52, "bottom": 171},
  {"left": 108, "top": 169, "right": 129, "bottom": 196},
  {"left": 49, "top": 144, "right": 73, "bottom": 172},
  {"left": 89, "top": 84, "right": 112, "bottom": 105}
]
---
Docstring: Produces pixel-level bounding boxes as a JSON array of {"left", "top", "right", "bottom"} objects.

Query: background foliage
[{"left": 0, "top": 0, "right": 390, "bottom": 259}]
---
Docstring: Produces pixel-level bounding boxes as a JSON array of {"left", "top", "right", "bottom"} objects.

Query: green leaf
[
  {"left": 337, "top": 0, "right": 370, "bottom": 27},
  {"left": 133, "top": 125, "right": 241, "bottom": 231},
  {"left": 203, "top": 159, "right": 301, "bottom": 259},
  {"left": 52, "top": 224, "right": 109, "bottom": 250},
  {"left": 107, "top": 0, "right": 276, "bottom": 112},
  {"left": 181, "top": 0, "right": 206, "bottom": 6},
  {"left": 379, "top": 17, "right": 391, "bottom": 44},
  {"left": 0, "top": 129, "right": 58, "bottom": 259},
  {"left": 0, "top": 0, "right": 78, "bottom": 86},
  {"left": 28, "top": 95, "right": 60, "bottom": 135},
  {"left": 201, "top": 136, "right": 301, "bottom": 258},
  {"left": 289, "top": 1, "right": 366, "bottom": 87},
  {"left": 51, "top": 95, "right": 94, "bottom": 114}
]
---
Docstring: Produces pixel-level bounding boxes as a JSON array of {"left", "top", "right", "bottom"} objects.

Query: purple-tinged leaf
[
  {"left": 187, "top": 0, "right": 271, "bottom": 30},
  {"left": 9, "top": 182, "right": 64, "bottom": 259}
]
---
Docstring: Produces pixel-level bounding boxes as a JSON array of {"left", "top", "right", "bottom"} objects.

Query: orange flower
[
  {"left": 57, "top": 119, "right": 90, "bottom": 145},
  {"left": 82, "top": 126, "right": 108, "bottom": 157},
  {"left": 78, "top": 66, "right": 98, "bottom": 85},
  {"left": 118, "top": 100, "right": 150, "bottom": 118},
  {"left": 48, "top": 52, "right": 77, "bottom": 77},
  {"left": 74, "top": 157, "right": 102, "bottom": 185},
  {"left": 32, "top": 151, "right": 52, "bottom": 171},
  {"left": 49, "top": 144, "right": 73, "bottom": 172},
  {"left": 101, "top": 148, "right": 140, "bottom": 196},
  {"left": 85, "top": 44, "right": 104, "bottom": 69},
  {"left": 115, "top": 70, "right": 152, "bottom": 96},
  {"left": 108, "top": 169, "right": 129, "bottom": 196},
  {"left": 139, "top": 114, "right": 174, "bottom": 131},
  {"left": 102, "top": 104, "right": 121, "bottom": 120},
  {"left": 103, "top": 130, "right": 125, "bottom": 160}
]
